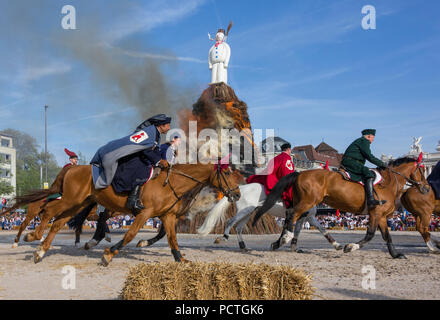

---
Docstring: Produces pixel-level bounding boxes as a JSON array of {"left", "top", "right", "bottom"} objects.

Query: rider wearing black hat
[{"left": 91, "top": 114, "right": 171, "bottom": 213}]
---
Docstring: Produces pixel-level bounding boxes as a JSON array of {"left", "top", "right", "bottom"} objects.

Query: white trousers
[{"left": 211, "top": 62, "right": 227, "bottom": 84}]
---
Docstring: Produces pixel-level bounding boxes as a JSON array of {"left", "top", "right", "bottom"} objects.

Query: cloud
[
  {"left": 107, "top": 44, "right": 205, "bottom": 64},
  {"left": 48, "top": 108, "right": 134, "bottom": 128},
  {"left": 105, "top": 0, "right": 207, "bottom": 43},
  {"left": 16, "top": 63, "right": 71, "bottom": 83}
]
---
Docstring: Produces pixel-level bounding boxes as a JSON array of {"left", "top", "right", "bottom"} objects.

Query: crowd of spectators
[
  {"left": 1, "top": 210, "right": 160, "bottom": 231},
  {"left": 1, "top": 209, "right": 439, "bottom": 232},
  {"left": 314, "top": 211, "right": 440, "bottom": 231}
]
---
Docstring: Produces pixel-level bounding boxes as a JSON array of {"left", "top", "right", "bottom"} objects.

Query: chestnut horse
[
  {"left": 8, "top": 200, "right": 104, "bottom": 248},
  {"left": 253, "top": 157, "right": 426, "bottom": 259},
  {"left": 20, "top": 163, "right": 241, "bottom": 265},
  {"left": 400, "top": 186, "right": 440, "bottom": 253}
]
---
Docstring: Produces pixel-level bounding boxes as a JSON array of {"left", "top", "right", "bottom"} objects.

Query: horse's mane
[{"left": 388, "top": 157, "right": 416, "bottom": 167}]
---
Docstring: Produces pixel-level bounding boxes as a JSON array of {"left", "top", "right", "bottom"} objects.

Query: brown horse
[
  {"left": 20, "top": 163, "right": 241, "bottom": 265},
  {"left": 253, "top": 157, "right": 426, "bottom": 259},
  {"left": 400, "top": 185, "right": 440, "bottom": 253}
]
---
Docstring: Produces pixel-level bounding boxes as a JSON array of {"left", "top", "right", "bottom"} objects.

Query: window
[
  {"left": 0, "top": 169, "right": 11, "bottom": 178},
  {"left": 1, "top": 139, "right": 10, "bottom": 148},
  {"left": 0, "top": 153, "right": 11, "bottom": 163}
]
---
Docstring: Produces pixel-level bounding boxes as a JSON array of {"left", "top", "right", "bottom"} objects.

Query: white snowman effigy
[{"left": 208, "top": 22, "right": 232, "bottom": 84}]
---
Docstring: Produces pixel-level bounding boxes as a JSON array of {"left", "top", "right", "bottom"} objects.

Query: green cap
[{"left": 362, "top": 129, "right": 376, "bottom": 136}]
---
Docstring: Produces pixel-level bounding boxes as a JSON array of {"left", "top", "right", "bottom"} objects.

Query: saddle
[{"left": 337, "top": 167, "right": 383, "bottom": 186}]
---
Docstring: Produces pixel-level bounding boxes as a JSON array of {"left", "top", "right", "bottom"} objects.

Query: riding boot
[
  {"left": 126, "top": 185, "right": 145, "bottom": 215},
  {"left": 364, "top": 178, "right": 386, "bottom": 209}
]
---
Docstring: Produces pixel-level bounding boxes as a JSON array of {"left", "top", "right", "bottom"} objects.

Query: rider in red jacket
[
  {"left": 64, "top": 148, "right": 78, "bottom": 168},
  {"left": 246, "top": 142, "right": 295, "bottom": 207}
]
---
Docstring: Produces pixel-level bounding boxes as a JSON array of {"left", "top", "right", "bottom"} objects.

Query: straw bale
[{"left": 122, "top": 262, "right": 314, "bottom": 300}]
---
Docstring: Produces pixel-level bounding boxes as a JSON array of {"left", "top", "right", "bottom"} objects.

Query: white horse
[{"left": 197, "top": 183, "right": 343, "bottom": 252}]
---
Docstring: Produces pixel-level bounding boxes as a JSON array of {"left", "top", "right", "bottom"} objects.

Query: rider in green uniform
[{"left": 341, "top": 129, "right": 388, "bottom": 209}]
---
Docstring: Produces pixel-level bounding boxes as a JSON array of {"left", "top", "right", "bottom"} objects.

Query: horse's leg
[
  {"left": 85, "top": 210, "right": 110, "bottom": 250},
  {"left": 136, "top": 221, "right": 166, "bottom": 248},
  {"left": 377, "top": 217, "right": 406, "bottom": 259},
  {"left": 307, "top": 208, "right": 343, "bottom": 251},
  {"left": 416, "top": 214, "right": 439, "bottom": 253},
  {"left": 289, "top": 214, "right": 307, "bottom": 252},
  {"left": 74, "top": 225, "right": 82, "bottom": 247},
  {"left": 101, "top": 209, "right": 153, "bottom": 266},
  {"left": 13, "top": 207, "right": 40, "bottom": 248},
  {"left": 34, "top": 208, "right": 81, "bottom": 263},
  {"left": 234, "top": 214, "right": 253, "bottom": 252},
  {"left": 24, "top": 203, "right": 62, "bottom": 242},
  {"left": 344, "top": 212, "right": 378, "bottom": 253},
  {"left": 214, "top": 204, "right": 252, "bottom": 244},
  {"left": 161, "top": 214, "right": 188, "bottom": 262},
  {"left": 271, "top": 206, "right": 309, "bottom": 251}
]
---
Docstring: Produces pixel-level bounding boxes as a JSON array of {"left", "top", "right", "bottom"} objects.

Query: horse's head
[
  {"left": 209, "top": 163, "right": 241, "bottom": 203},
  {"left": 388, "top": 153, "right": 429, "bottom": 193}
]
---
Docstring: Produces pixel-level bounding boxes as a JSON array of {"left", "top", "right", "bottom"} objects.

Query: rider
[
  {"left": 246, "top": 142, "right": 295, "bottom": 208},
  {"left": 427, "top": 160, "right": 440, "bottom": 199},
  {"left": 90, "top": 114, "right": 171, "bottom": 213},
  {"left": 341, "top": 129, "right": 388, "bottom": 209},
  {"left": 64, "top": 148, "right": 78, "bottom": 168}
]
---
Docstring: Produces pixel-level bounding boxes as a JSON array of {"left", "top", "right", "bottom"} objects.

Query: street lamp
[{"left": 44, "top": 105, "right": 48, "bottom": 189}]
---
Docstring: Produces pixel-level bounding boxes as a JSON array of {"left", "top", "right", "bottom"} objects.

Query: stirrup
[{"left": 367, "top": 199, "right": 387, "bottom": 209}]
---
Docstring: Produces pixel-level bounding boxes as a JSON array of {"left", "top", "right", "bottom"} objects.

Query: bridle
[
  {"left": 160, "top": 164, "right": 240, "bottom": 214},
  {"left": 387, "top": 161, "right": 430, "bottom": 194},
  {"left": 214, "top": 164, "right": 240, "bottom": 203}
]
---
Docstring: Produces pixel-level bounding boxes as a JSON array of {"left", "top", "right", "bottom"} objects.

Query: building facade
[{"left": 0, "top": 134, "right": 17, "bottom": 200}]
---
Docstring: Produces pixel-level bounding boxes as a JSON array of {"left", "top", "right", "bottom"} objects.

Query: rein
[
  {"left": 387, "top": 162, "right": 429, "bottom": 194},
  {"left": 160, "top": 164, "right": 239, "bottom": 214}
]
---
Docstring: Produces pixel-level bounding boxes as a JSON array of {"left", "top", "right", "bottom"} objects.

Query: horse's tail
[
  {"left": 197, "top": 196, "right": 231, "bottom": 236},
  {"left": 3, "top": 165, "right": 73, "bottom": 215},
  {"left": 67, "top": 202, "right": 97, "bottom": 234},
  {"left": 3, "top": 189, "right": 53, "bottom": 214},
  {"left": 252, "top": 172, "right": 299, "bottom": 226}
]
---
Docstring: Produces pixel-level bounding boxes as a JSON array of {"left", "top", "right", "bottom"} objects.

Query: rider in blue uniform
[{"left": 90, "top": 114, "right": 171, "bottom": 213}]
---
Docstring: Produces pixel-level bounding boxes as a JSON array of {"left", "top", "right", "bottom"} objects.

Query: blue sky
[{"left": 0, "top": 0, "right": 439, "bottom": 165}]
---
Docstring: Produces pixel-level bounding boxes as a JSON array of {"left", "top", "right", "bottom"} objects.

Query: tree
[
  {"left": 0, "top": 180, "right": 14, "bottom": 196},
  {"left": 0, "top": 128, "right": 61, "bottom": 195}
]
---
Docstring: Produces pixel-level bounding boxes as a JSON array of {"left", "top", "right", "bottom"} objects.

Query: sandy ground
[{"left": 0, "top": 228, "right": 439, "bottom": 300}]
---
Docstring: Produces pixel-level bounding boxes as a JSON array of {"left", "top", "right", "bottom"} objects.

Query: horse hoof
[
  {"left": 180, "top": 258, "right": 191, "bottom": 263},
  {"left": 344, "top": 243, "right": 359, "bottom": 253},
  {"left": 84, "top": 243, "right": 90, "bottom": 250},
  {"left": 101, "top": 248, "right": 113, "bottom": 267},
  {"left": 214, "top": 237, "right": 226, "bottom": 244},
  {"left": 11, "top": 242, "right": 18, "bottom": 249},
  {"left": 136, "top": 240, "right": 147, "bottom": 248},
  {"left": 33, "top": 251, "right": 44, "bottom": 264},
  {"left": 280, "top": 231, "right": 294, "bottom": 247},
  {"left": 394, "top": 253, "right": 407, "bottom": 259},
  {"left": 270, "top": 242, "right": 280, "bottom": 251},
  {"left": 334, "top": 243, "right": 343, "bottom": 251},
  {"left": 240, "top": 247, "right": 251, "bottom": 253},
  {"left": 101, "top": 256, "right": 110, "bottom": 267},
  {"left": 24, "top": 234, "right": 32, "bottom": 242},
  {"left": 75, "top": 242, "right": 80, "bottom": 248}
]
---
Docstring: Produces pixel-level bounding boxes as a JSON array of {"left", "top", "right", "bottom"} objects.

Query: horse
[
  {"left": 197, "top": 182, "right": 342, "bottom": 252},
  {"left": 17, "top": 163, "right": 241, "bottom": 265},
  {"left": 400, "top": 185, "right": 440, "bottom": 253},
  {"left": 253, "top": 156, "right": 426, "bottom": 259},
  {"left": 7, "top": 198, "right": 110, "bottom": 248}
]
